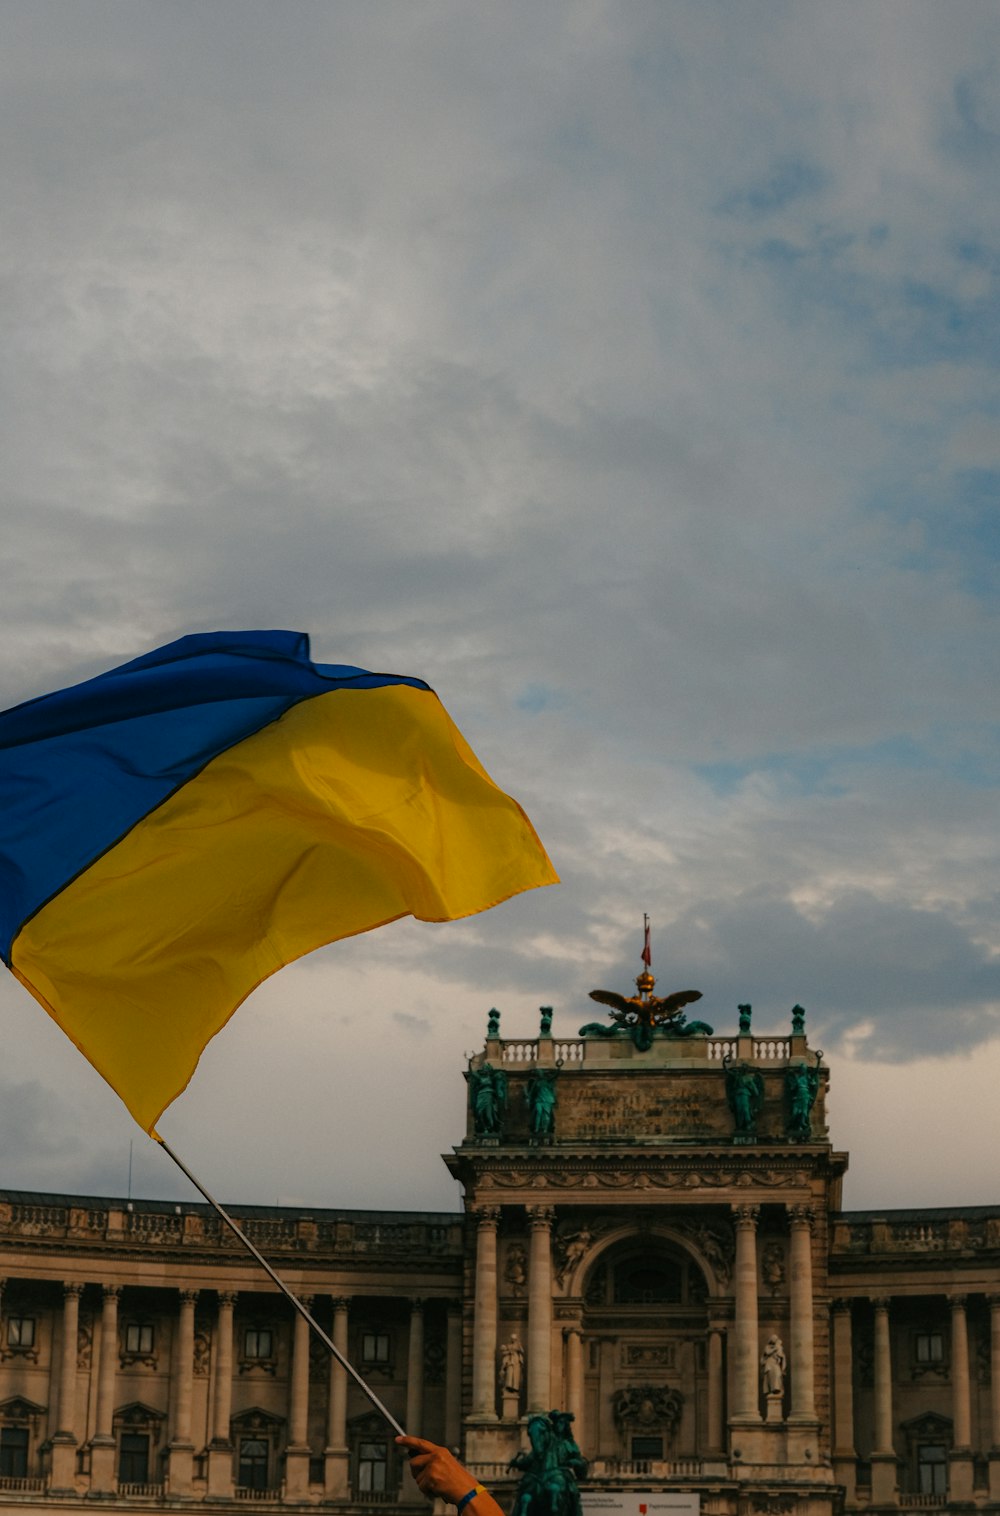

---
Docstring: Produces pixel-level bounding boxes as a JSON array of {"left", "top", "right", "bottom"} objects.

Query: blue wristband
[{"left": 456, "top": 1488, "right": 484, "bottom": 1513}]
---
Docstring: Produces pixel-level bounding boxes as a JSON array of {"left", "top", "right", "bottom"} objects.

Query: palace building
[{"left": 0, "top": 984, "right": 996, "bottom": 1516}]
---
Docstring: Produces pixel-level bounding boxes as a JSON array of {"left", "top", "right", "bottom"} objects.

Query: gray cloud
[{"left": 1, "top": 0, "right": 998, "bottom": 1210}]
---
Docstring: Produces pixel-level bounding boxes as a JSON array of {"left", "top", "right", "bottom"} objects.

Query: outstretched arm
[{"left": 397, "top": 1437, "right": 505, "bottom": 1516}]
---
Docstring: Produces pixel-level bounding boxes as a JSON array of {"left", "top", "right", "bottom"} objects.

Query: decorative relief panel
[
  {"left": 623, "top": 1343, "right": 675, "bottom": 1369},
  {"left": 479, "top": 1166, "right": 810, "bottom": 1192}
]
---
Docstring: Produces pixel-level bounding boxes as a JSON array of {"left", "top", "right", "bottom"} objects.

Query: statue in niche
[
  {"left": 738, "top": 1003, "right": 752, "bottom": 1033},
  {"left": 785, "top": 1053, "right": 821, "bottom": 1141},
  {"left": 761, "top": 1335, "right": 786, "bottom": 1398},
  {"left": 504, "top": 1243, "right": 527, "bottom": 1292},
  {"left": 498, "top": 1332, "right": 524, "bottom": 1396},
  {"left": 762, "top": 1241, "right": 786, "bottom": 1293},
  {"left": 509, "top": 1410, "right": 587, "bottom": 1516},
  {"left": 526, "top": 1068, "right": 558, "bottom": 1136},
  {"left": 724, "top": 1056, "right": 764, "bottom": 1135},
  {"left": 470, "top": 1062, "right": 507, "bottom": 1136}
]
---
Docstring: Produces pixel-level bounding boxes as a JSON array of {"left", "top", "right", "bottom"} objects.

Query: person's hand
[{"left": 395, "top": 1437, "right": 479, "bottom": 1505}]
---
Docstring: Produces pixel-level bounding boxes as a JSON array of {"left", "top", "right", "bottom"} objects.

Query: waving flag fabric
[{"left": 0, "top": 630, "right": 557, "bottom": 1134}]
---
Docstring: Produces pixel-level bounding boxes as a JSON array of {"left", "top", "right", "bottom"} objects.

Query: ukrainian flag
[{"left": 0, "top": 630, "right": 557, "bottom": 1134}]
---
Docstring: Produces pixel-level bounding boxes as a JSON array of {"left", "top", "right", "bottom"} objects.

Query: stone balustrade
[
  {"left": 0, "top": 1197, "right": 463, "bottom": 1256},
  {"left": 831, "top": 1211, "right": 1000, "bottom": 1256}
]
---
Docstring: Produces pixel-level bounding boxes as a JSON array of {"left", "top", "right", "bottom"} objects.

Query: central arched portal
[{"left": 574, "top": 1230, "right": 722, "bottom": 1465}]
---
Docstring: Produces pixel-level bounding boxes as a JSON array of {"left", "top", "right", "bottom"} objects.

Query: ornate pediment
[
  {"left": 0, "top": 1396, "right": 45, "bottom": 1423},
  {"left": 231, "top": 1405, "right": 285, "bottom": 1432}
]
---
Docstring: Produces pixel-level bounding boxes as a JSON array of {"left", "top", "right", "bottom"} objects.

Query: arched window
[{"left": 613, "top": 1257, "right": 683, "bottom": 1305}]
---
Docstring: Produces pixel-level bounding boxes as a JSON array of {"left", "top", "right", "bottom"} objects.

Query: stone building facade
[{"left": 0, "top": 994, "right": 996, "bottom": 1516}]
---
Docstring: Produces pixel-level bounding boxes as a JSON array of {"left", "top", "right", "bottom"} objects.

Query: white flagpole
[{"left": 156, "top": 1136, "right": 406, "bottom": 1437}]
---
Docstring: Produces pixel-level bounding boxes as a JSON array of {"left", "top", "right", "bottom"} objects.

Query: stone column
[
  {"left": 871, "top": 1297, "right": 897, "bottom": 1505},
  {"left": 831, "top": 1300, "right": 857, "bottom": 1501},
  {"left": 706, "top": 1322, "right": 726, "bottom": 1457},
  {"left": 167, "top": 1289, "right": 198, "bottom": 1496},
  {"left": 49, "top": 1281, "right": 84, "bottom": 1493},
  {"left": 949, "top": 1295, "right": 974, "bottom": 1501},
  {"left": 565, "top": 1327, "right": 584, "bottom": 1449},
  {"left": 444, "top": 1303, "right": 463, "bottom": 1452},
  {"left": 527, "top": 1206, "right": 555, "bottom": 1414},
  {"left": 207, "top": 1291, "right": 236, "bottom": 1498},
  {"left": 471, "top": 1208, "right": 500, "bottom": 1420},
  {"left": 285, "top": 1297, "right": 314, "bottom": 1499},
  {"left": 325, "top": 1298, "right": 350, "bottom": 1498},
  {"left": 730, "top": 1205, "right": 760, "bottom": 1424},
  {"left": 788, "top": 1206, "right": 817, "bottom": 1423},
  {"left": 402, "top": 1301, "right": 426, "bottom": 1498},
  {"left": 90, "top": 1285, "right": 122, "bottom": 1492},
  {"left": 988, "top": 1297, "right": 1000, "bottom": 1499},
  {"left": 406, "top": 1300, "right": 425, "bottom": 1434}
]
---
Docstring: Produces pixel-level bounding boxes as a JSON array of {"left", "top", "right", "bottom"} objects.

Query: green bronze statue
[
  {"left": 724, "top": 1056, "right": 764, "bottom": 1136},
  {"left": 509, "top": 1410, "right": 587, "bottom": 1516},
  {"left": 579, "top": 975, "right": 711, "bottom": 1051},
  {"left": 785, "top": 1052, "right": 821, "bottom": 1141},
  {"left": 525, "top": 1067, "right": 558, "bottom": 1136},
  {"left": 470, "top": 1062, "right": 507, "bottom": 1136}
]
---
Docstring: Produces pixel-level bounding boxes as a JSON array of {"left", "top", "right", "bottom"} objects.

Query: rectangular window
[
  {"left": 238, "top": 1437, "right": 269, "bottom": 1491},
  {"left": 244, "top": 1327, "right": 273, "bottom": 1360},
  {"left": 362, "top": 1333, "right": 390, "bottom": 1364},
  {"left": 359, "top": 1441, "right": 387, "bottom": 1492},
  {"left": 0, "top": 1427, "right": 28, "bottom": 1478},
  {"left": 631, "top": 1436, "right": 663, "bottom": 1461},
  {"left": 918, "top": 1444, "right": 947, "bottom": 1495},
  {"left": 915, "top": 1332, "right": 944, "bottom": 1364},
  {"left": 118, "top": 1432, "right": 150, "bottom": 1485},
  {"left": 6, "top": 1317, "right": 35, "bottom": 1349},
  {"left": 125, "top": 1323, "right": 154, "bottom": 1355}
]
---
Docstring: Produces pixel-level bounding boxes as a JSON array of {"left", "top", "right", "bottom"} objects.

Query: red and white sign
[{"left": 582, "top": 1495, "right": 700, "bottom": 1516}]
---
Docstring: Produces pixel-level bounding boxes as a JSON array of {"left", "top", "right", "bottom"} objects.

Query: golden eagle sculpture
[{"left": 580, "top": 966, "right": 713, "bottom": 1051}]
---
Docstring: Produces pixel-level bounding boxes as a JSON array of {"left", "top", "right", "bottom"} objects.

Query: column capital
[
  {"left": 217, "top": 1290, "right": 238, "bottom": 1307},
  {"left": 950, "top": 1293, "right": 968, "bottom": 1311},
  {"left": 788, "top": 1204, "right": 815, "bottom": 1229},
  {"left": 987, "top": 1294, "right": 1000, "bottom": 1310},
  {"left": 331, "top": 1296, "right": 351, "bottom": 1312},
  {"left": 179, "top": 1289, "right": 199, "bottom": 1307},
  {"left": 562, "top": 1323, "right": 583, "bottom": 1341},
  {"left": 872, "top": 1295, "right": 891, "bottom": 1312},
  {"left": 409, "top": 1298, "right": 425, "bottom": 1315},
  {"left": 831, "top": 1297, "right": 854, "bottom": 1315},
  {"left": 732, "top": 1203, "right": 760, "bottom": 1228},
  {"left": 473, "top": 1205, "right": 501, "bottom": 1226},
  {"left": 527, "top": 1204, "right": 556, "bottom": 1230},
  {"left": 446, "top": 1299, "right": 462, "bottom": 1317},
  {"left": 63, "top": 1281, "right": 85, "bottom": 1299},
  {"left": 101, "top": 1284, "right": 122, "bottom": 1301}
]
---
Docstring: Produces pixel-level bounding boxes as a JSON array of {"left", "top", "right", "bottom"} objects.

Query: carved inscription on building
[{"left": 560, "top": 1079, "right": 718, "bottom": 1139}]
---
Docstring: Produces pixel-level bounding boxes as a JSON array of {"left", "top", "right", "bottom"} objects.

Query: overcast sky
[{"left": 1, "top": 1, "right": 999, "bottom": 1216}]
